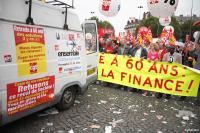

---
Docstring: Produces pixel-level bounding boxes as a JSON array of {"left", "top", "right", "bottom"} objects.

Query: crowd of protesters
[{"left": 98, "top": 36, "right": 200, "bottom": 106}]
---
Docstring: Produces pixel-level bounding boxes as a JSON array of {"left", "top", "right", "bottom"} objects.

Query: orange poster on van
[
  {"left": 13, "top": 25, "right": 47, "bottom": 76},
  {"left": 7, "top": 76, "right": 55, "bottom": 116}
]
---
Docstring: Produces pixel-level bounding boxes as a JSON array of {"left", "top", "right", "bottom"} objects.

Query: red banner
[
  {"left": 7, "top": 76, "right": 55, "bottom": 116},
  {"left": 13, "top": 25, "right": 45, "bottom": 45}
]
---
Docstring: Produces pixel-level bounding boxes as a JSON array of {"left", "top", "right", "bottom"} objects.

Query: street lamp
[
  {"left": 189, "top": 0, "right": 193, "bottom": 38},
  {"left": 138, "top": 6, "right": 143, "bottom": 21}
]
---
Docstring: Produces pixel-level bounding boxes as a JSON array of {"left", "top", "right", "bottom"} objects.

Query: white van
[{"left": 0, "top": 0, "right": 98, "bottom": 125}]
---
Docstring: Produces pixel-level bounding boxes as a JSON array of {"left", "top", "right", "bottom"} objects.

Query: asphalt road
[{"left": 1, "top": 84, "right": 200, "bottom": 133}]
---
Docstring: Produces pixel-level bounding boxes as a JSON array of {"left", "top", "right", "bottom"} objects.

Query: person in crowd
[
  {"left": 186, "top": 42, "right": 196, "bottom": 67},
  {"left": 113, "top": 38, "right": 130, "bottom": 91},
  {"left": 112, "top": 39, "right": 118, "bottom": 48},
  {"left": 85, "top": 33, "right": 95, "bottom": 53},
  {"left": 99, "top": 37, "right": 106, "bottom": 52},
  {"left": 194, "top": 38, "right": 200, "bottom": 106},
  {"left": 157, "top": 45, "right": 182, "bottom": 99},
  {"left": 129, "top": 41, "right": 148, "bottom": 59},
  {"left": 194, "top": 43, "right": 200, "bottom": 70},
  {"left": 143, "top": 43, "right": 160, "bottom": 97},
  {"left": 156, "top": 40, "right": 168, "bottom": 98},
  {"left": 182, "top": 42, "right": 189, "bottom": 66},
  {"left": 101, "top": 39, "right": 114, "bottom": 87},
  {"left": 142, "top": 40, "right": 151, "bottom": 52},
  {"left": 129, "top": 41, "right": 148, "bottom": 93},
  {"left": 105, "top": 39, "right": 114, "bottom": 54},
  {"left": 113, "top": 38, "right": 130, "bottom": 55},
  {"left": 180, "top": 42, "right": 197, "bottom": 100},
  {"left": 157, "top": 40, "right": 168, "bottom": 61},
  {"left": 182, "top": 42, "right": 196, "bottom": 67}
]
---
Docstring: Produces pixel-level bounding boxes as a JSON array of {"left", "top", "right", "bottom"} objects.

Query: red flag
[
  {"left": 131, "top": 34, "right": 136, "bottom": 44},
  {"left": 98, "top": 27, "right": 104, "bottom": 39},
  {"left": 126, "top": 30, "right": 131, "bottom": 42}
]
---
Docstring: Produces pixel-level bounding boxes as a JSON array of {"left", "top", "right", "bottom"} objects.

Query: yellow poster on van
[{"left": 13, "top": 25, "right": 47, "bottom": 76}]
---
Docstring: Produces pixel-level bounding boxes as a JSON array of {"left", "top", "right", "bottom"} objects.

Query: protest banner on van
[
  {"left": 13, "top": 25, "right": 47, "bottom": 76},
  {"left": 7, "top": 76, "right": 55, "bottom": 116},
  {"left": 98, "top": 53, "right": 200, "bottom": 97},
  {"left": 57, "top": 32, "right": 82, "bottom": 74}
]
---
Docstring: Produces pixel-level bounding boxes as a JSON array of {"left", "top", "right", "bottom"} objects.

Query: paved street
[{"left": 1, "top": 84, "right": 200, "bottom": 133}]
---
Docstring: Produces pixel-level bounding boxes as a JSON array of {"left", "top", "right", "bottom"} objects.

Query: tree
[
  {"left": 136, "top": 16, "right": 182, "bottom": 39},
  {"left": 180, "top": 20, "right": 200, "bottom": 42},
  {"left": 136, "top": 17, "right": 161, "bottom": 38},
  {"left": 170, "top": 16, "right": 182, "bottom": 40},
  {"left": 90, "top": 16, "right": 115, "bottom": 39},
  {"left": 90, "top": 16, "right": 114, "bottom": 29}
]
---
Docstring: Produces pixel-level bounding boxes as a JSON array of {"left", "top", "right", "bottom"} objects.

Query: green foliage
[
  {"left": 171, "top": 16, "right": 182, "bottom": 40},
  {"left": 180, "top": 20, "right": 200, "bottom": 42},
  {"left": 136, "top": 16, "right": 182, "bottom": 39},
  {"left": 90, "top": 16, "right": 114, "bottom": 29},
  {"left": 137, "top": 17, "right": 161, "bottom": 38}
]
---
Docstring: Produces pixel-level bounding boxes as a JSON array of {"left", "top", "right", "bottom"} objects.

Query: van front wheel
[{"left": 56, "top": 87, "right": 76, "bottom": 110}]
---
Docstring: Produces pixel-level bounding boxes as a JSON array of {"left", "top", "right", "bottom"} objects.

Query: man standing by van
[{"left": 113, "top": 38, "right": 130, "bottom": 91}]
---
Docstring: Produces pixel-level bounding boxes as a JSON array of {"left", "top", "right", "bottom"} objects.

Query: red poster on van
[
  {"left": 7, "top": 76, "right": 55, "bottom": 116},
  {"left": 13, "top": 25, "right": 47, "bottom": 76}
]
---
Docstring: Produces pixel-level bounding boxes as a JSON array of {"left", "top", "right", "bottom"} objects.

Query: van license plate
[{"left": 87, "top": 68, "right": 96, "bottom": 76}]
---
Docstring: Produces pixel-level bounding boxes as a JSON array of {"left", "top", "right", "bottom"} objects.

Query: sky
[{"left": 69, "top": 0, "right": 200, "bottom": 35}]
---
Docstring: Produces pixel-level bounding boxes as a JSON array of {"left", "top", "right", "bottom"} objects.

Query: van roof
[{"left": 0, "top": 0, "right": 82, "bottom": 31}]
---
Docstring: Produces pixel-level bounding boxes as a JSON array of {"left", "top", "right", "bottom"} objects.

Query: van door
[{"left": 83, "top": 20, "right": 98, "bottom": 85}]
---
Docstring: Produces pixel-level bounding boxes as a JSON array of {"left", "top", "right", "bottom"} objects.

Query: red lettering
[
  {"left": 107, "top": 70, "right": 114, "bottom": 79},
  {"left": 170, "top": 66, "right": 178, "bottom": 76},
  {"left": 129, "top": 74, "right": 131, "bottom": 83},
  {"left": 143, "top": 77, "right": 152, "bottom": 87},
  {"left": 187, "top": 80, "right": 194, "bottom": 93},
  {"left": 175, "top": 81, "right": 184, "bottom": 92},
  {"left": 101, "top": 69, "right": 106, "bottom": 77},
  {"left": 126, "top": 59, "right": 133, "bottom": 69},
  {"left": 133, "top": 75, "right": 141, "bottom": 85},
  {"left": 148, "top": 63, "right": 158, "bottom": 73},
  {"left": 159, "top": 64, "right": 168, "bottom": 74},
  {"left": 99, "top": 55, "right": 105, "bottom": 64},
  {"left": 111, "top": 56, "right": 118, "bottom": 67},
  {"left": 154, "top": 78, "right": 163, "bottom": 89},
  {"left": 164, "top": 80, "right": 173, "bottom": 90},
  {"left": 121, "top": 72, "right": 127, "bottom": 81},
  {"left": 135, "top": 61, "right": 143, "bottom": 71},
  {"left": 101, "top": 69, "right": 114, "bottom": 79}
]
